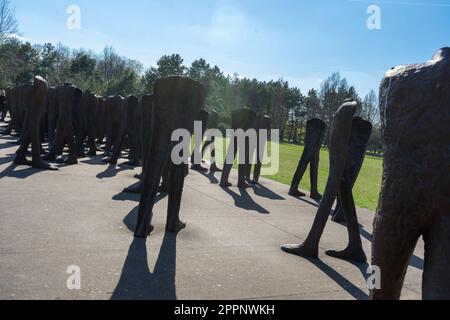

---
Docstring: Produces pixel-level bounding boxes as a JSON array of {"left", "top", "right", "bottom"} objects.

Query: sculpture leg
[
  {"left": 220, "top": 137, "right": 238, "bottom": 188},
  {"left": 135, "top": 138, "right": 170, "bottom": 238},
  {"left": 289, "top": 149, "right": 312, "bottom": 197},
  {"left": 205, "top": 137, "right": 222, "bottom": 172},
  {"left": 252, "top": 139, "right": 266, "bottom": 184},
  {"left": 29, "top": 113, "right": 57, "bottom": 170},
  {"left": 191, "top": 133, "right": 208, "bottom": 172},
  {"left": 64, "top": 125, "right": 78, "bottom": 165},
  {"left": 325, "top": 175, "right": 366, "bottom": 263},
  {"left": 282, "top": 102, "right": 356, "bottom": 259},
  {"left": 13, "top": 116, "right": 32, "bottom": 166},
  {"left": 238, "top": 137, "right": 252, "bottom": 189},
  {"left": 370, "top": 213, "right": 419, "bottom": 300},
  {"left": 106, "top": 123, "right": 125, "bottom": 165},
  {"left": 44, "top": 122, "right": 65, "bottom": 161},
  {"left": 159, "top": 162, "right": 171, "bottom": 193},
  {"left": 166, "top": 163, "right": 187, "bottom": 233},
  {"left": 422, "top": 212, "right": 450, "bottom": 300},
  {"left": 310, "top": 150, "right": 322, "bottom": 200},
  {"left": 86, "top": 125, "right": 97, "bottom": 156}
]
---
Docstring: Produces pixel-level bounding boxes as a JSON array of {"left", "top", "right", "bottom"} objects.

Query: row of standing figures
[{"left": 1, "top": 47, "right": 449, "bottom": 300}]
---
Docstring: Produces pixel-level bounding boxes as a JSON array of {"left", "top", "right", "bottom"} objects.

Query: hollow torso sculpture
[
  {"left": 282, "top": 102, "right": 367, "bottom": 263},
  {"left": 331, "top": 118, "right": 372, "bottom": 223},
  {"left": 371, "top": 48, "right": 450, "bottom": 300},
  {"left": 220, "top": 107, "right": 257, "bottom": 189},
  {"left": 13, "top": 76, "right": 56, "bottom": 170},
  {"left": 135, "top": 76, "right": 205, "bottom": 237},
  {"left": 289, "top": 119, "right": 326, "bottom": 200},
  {"left": 44, "top": 84, "right": 83, "bottom": 165}
]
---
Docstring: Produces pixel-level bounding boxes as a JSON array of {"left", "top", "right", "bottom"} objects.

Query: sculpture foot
[
  {"left": 64, "top": 157, "right": 78, "bottom": 165},
  {"left": 134, "top": 174, "right": 142, "bottom": 179},
  {"left": 281, "top": 243, "right": 318, "bottom": 259},
  {"left": 325, "top": 247, "right": 367, "bottom": 263},
  {"left": 87, "top": 150, "right": 97, "bottom": 157},
  {"left": 220, "top": 182, "right": 232, "bottom": 188},
  {"left": 166, "top": 220, "right": 186, "bottom": 233},
  {"left": 191, "top": 164, "right": 208, "bottom": 172},
  {"left": 134, "top": 225, "right": 154, "bottom": 238},
  {"left": 238, "top": 182, "right": 252, "bottom": 189},
  {"left": 251, "top": 179, "right": 260, "bottom": 185},
  {"left": 289, "top": 189, "right": 306, "bottom": 198},
  {"left": 32, "top": 160, "right": 59, "bottom": 171},
  {"left": 310, "top": 192, "right": 323, "bottom": 201}
]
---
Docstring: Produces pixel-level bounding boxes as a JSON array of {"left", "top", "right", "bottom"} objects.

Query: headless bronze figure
[
  {"left": 135, "top": 76, "right": 205, "bottom": 237},
  {"left": 123, "top": 94, "right": 153, "bottom": 195},
  {"left": 44, "top": 84, "right": 83, "bottom": 165},
  {"left": 371, "top": 48, "right": 450, "bottom": 300},
  {"left": 220, "top": 108, "right": 257, "bottom": 189},
  {"left": 244, "top": 113, "right": 271, "bottom": 184},
  {"left": 282, "top": 102, "right": 367, "bottom": 263},
  {"left": 289, "top": 119, "right": 326, "bottom": 200},
  {"left": 331, "top": 118, "right": 372, "bottom": 223},
  {"left": 13, "top": 76, "right": 57, "bottom": 171}
]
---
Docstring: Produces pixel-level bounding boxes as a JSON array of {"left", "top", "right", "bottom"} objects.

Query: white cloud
[
  {"left": 4, "top": 34, "right": 31, "bottom": 42},
  {"left": 208, "top": 6, "right": 250, "bottom": 46}
]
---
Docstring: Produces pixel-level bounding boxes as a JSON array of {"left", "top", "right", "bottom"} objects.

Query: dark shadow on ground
[
  {"left": 197, "top": 170, "right": 219, "bottom": 184},
  {"left": 111, "top": 234, "right": 177, "bottom": 300},
  {"left": 306, "top": 258, "right": 369, "bottom": 300},
  {"left": 252, "top": 183, "right": 285, "bottom": 200},
  {"left": 221, "top": 186, "right": 269, "bottom": 214},
  {"left": 0, "top": 162, "right": 49, "bottom": 179},
  {"left": 358, "top": 225, "right": 424, "bottom": 270}
]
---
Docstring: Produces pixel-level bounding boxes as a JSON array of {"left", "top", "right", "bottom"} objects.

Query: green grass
[
  {"left": 262, "top": 142, "right": 382, "bottom": 211},
  {"left": 208, "top": 138, "right": 383, "bottom": 211}
]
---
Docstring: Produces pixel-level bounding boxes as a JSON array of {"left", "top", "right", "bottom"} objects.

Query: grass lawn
[
  {"left": 209, "top": 138, "right": 383, "bottom": 211},
  {"left": 263, "top": 142, "right": 383, "bottom": 211}
]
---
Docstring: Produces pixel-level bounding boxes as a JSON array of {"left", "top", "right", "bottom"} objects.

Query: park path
[{"left": 0, "top": 134, "right": 424, "bottom": 300}]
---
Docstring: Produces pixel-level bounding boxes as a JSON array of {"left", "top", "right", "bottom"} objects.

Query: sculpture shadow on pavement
[{"left": 111, "top": 234, "right": 177, "bottom": 300}]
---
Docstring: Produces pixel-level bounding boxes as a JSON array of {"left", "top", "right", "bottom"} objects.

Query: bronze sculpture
[
  {"left": 44, "top": 84, "right": 83, "bottom": 165},
  {"left": 135, "top": 76, "right": 205, "bottom": 237},
  {"left": 282, "top": 102, "right": 367, "bottom": 263},
  {"left": 220, "top": 108, "right": 257, "bottom": 189},
  {"left": 13, "top": 76, "right": 57, "bottom": 170},
  {"left": 371, "top": 48, "right": 450, "bottom": 300},
  {"left": 331, "top": 118, "right": 372, "bottom": 223},
  {"left": 289, "top": 119, "right": 326, "bottom": 200}
]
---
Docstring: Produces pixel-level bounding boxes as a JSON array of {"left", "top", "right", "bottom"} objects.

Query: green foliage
[{"left": 0, "top": 39, "right": 382, "bottom": 153}]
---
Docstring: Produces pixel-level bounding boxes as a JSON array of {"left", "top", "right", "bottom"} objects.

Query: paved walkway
[{"left": 0, "top": 133, "right": 424, "bottom": 300}]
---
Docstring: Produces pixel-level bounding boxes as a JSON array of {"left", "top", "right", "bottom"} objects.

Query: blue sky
[{"left": 11, "top": 0, "right": 450, "bottom": 96}]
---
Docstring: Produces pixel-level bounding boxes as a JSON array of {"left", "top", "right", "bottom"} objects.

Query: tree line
[{"left": 0, "top": 35, "right": 382, "bottom": 154}]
